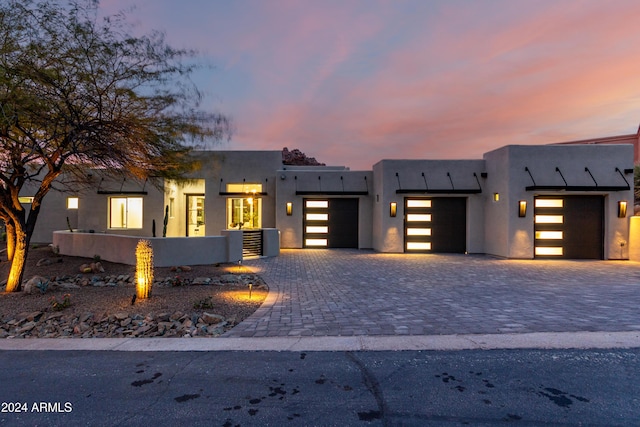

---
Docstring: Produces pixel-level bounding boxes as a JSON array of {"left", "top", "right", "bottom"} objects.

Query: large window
[
  {"left": 226, "top": 183, "right": 262, "bottom": 229},
  {"left": 227, "top": 197, "right": 261, "bottom": 229},
  {"left": 109, "top": 197, "right": 143, "bottom": 229}
]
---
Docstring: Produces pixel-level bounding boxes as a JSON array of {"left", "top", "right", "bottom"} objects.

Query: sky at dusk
[{"left": 101, "top": 0, "right": 640, "bottom": 169}]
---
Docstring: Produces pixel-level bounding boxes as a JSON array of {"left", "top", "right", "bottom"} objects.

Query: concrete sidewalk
[
  {"left": 0, "top": 331, "right": 639, "bottom": 352},
  {"left": 2, "top": 249, "right": 640, "bottom": 352}
]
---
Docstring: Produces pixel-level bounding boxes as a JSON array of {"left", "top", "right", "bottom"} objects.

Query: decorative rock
[
  {"left": 201, "top": 312, "right": 225, "bottom": 325},
  {"left": 220, "top": 274, "right": 241, "bottom": 284},
  {"left": 23, "top": 275, "right": 49, "bottom": 295},
  {"left": 26, "top": 311, "right": 43, "bottom": 322},
  {"left": 114, "top": 312, "right": 129, "bottom": 321},
  {"left": 88, "top": 262, "right": 105, "bottom": 273},
  {"left": 192, "top": 277, "right": 211, "bottom": 285},
  {"left": 17, "top": 322, "right": 37, "bottom": 334},
  {"left": 157, "top": 312, "right": 171, "bottom": 322}
]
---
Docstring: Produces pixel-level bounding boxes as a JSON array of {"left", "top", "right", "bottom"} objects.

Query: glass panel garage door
[
  {"left": 404, "top": 198, "right": 466, "bottom": 253},
  {"left": 534, "top": 196, "right": 603, "bottom": 259},
  {"left": 303, "top": 199, "right": 359, "bottom": 248}
]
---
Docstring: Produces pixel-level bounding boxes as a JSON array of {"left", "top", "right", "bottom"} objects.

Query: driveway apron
[{"left": 224, "top": 249, "right": 640, "bottom": 338}]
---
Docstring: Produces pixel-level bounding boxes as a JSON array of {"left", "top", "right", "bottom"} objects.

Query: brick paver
[{"left": 224, "top": 249, "right": 640, "bottom": 338}]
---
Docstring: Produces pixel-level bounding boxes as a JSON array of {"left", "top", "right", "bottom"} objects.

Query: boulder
[{"left": 23, "top": 275, "right": 49, "bottom": 295}]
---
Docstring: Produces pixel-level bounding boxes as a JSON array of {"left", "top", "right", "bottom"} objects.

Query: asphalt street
[{"left": 1, "top": 348, "right": 639, "bottom": 426}]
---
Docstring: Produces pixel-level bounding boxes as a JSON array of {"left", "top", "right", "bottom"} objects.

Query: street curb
[{"left": 0, "top": 331, "right": 639, "bottom": 352}]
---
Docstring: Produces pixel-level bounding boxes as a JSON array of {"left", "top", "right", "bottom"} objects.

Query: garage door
[
  {"left": 404, "top": 197, "right": 466, "bottom": 253},
  {"left": 303, "top": 198, "right": 359, "bottom": 248},
  {"left": 534, "top": 196, "right": 604, "bottom": 259}
]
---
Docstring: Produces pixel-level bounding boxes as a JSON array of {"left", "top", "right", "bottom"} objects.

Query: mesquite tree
[{"left": 0, "top": 0, "right": 231, "bottom": 291}]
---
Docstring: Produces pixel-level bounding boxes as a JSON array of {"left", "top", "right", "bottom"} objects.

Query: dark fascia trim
[
  {"left": 97, "top": 190, "right": 148, "bottom": 195},
  {"left": 295, "top": 191, "right": 369, "bottom": 196},
  {"left": 396, "top": 189, "right": 482, "bottom": 194},
  {"left": 219, "top": 192, "right": 268, "bottom": 196},
  {"left": 525, "top": 185, "right": 629, "bottom": 192}
]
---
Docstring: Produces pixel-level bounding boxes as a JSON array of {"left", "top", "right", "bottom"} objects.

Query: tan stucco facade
[{"left": 15, "top": 140, "right": 636, "bottom": 261}]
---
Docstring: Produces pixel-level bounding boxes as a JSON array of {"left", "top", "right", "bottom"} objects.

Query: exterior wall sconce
[
  {"left": 493, "top": 193, "right": 500, "bottom": 202},
  {"left": 618, "top": 201, "right": 627, "bottom": 218},
  {"left": 286, "top": 202, "right": 293, "bottom": 216},
  {"left": 390, "top": 202, "right": 397, "bottom": 217},
  {"left": 518, "top": 200, "right": 527, "bottom": 217}
]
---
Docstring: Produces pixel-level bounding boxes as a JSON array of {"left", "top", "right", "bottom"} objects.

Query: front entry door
[{"left": 186, "top": 194, "right": 205, "bottom": 236}]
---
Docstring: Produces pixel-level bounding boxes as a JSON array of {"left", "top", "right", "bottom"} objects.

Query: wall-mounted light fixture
[
  {"left": 286, "top": 202, "right": 293, "bottom": 216},
  {"left": 618, "top": 201, "right": 627, "bottom": 218},
  {"left": 493, "top": 193, "right": 500, "bottom": 202},
  {"left": 518, "top": 200, "right": 527, "bottom": 217},
  {"left": 390, "top": 202, "right": 397, "bottom": 217}
]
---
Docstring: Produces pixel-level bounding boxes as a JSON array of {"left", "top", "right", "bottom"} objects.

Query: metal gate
[{"left": 242, "top": 230, "right": 263, "bottom": 257}]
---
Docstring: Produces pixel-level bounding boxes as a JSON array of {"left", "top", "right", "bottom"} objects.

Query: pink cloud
[{"left": 98, "top": 0, "right": 640, "bottom": 169}]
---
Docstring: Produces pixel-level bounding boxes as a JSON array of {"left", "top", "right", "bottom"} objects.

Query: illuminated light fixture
[
  {"left": 618, "top": 201, "right": 627, "bottom": 218},
  {"left": 67, "top": 197, "right": 79, "bottom": 209},
  {"left": 135, "top": 240, "right": 154, "bottom": 300},
  {"left": 286, "top": 202, "right": 292, "bottom": 216},
  {"left": 390, "top": 202, "right": 397, "bottom": 217},
  {"left": 493, "top": 193, "right": 500, "bottom": 202},
  {"left": 518, "top": 200, "right": 527, "bottom": 217}
]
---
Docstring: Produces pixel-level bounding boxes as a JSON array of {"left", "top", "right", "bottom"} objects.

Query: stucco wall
[
  {"left": 53, "top": 231, "right": 239, "bottom": 267},
  {"left": 483, "top": 144, "right": 634, "bottom": 259},
  {"left": 275, "top": 167, "right": 373, "bottom": 248},
  {"left": 165, "top": 151, "right": 282, "bottom": 237},
  {"left": 372, "top": 159, "right": 487, "bottom": 253}
]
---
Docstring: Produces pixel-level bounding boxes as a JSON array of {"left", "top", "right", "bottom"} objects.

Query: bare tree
[{"left": 0, "top": 0, "right": 231, "bottom": 291}]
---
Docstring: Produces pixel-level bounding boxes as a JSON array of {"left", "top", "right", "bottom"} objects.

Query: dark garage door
[
  {"left": 404, "top": 197, "right": 466, "bottom": 253},
  {"left": 534, "top": 195, "right": 604, "bottom": 259},
  {"left": 303, "top": 198, "right": 359, "bottom": 248}
]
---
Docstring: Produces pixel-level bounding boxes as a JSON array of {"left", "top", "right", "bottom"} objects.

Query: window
[
  {"left": 18, "top": 196, "right": 34, "bottom": 204},
  {"left": 226, "top": 197, "right": 261, "bottom": 229},
  {"left": 406, "top": 200, "right": 431, "bottom": 208},
  {"left": 109, "top": 197, "right": 143, "bottom": 229},
  {"left": 67, "top": 197, "right": 79, "bottom": 209},
  {"left": 226, "top": 183, "right": 263, "bottom": 194}
]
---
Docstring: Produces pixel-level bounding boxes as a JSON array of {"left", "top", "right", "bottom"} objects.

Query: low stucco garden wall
[{"left": 53, "top": 231, "right": 242, "bottom": 267}]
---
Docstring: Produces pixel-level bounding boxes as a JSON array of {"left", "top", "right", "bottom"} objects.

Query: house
[{"left": 16, "top": 138, "right": 634, "bottom": 262}]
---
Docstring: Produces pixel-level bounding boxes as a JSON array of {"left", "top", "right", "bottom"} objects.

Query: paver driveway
[{"left": 225, "top": 249, "right": 640, "bottom": 338}]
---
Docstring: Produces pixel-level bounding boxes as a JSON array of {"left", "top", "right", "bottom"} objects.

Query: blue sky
[{"left": 102, "top": 0, "right": 640, "bottom": 169}]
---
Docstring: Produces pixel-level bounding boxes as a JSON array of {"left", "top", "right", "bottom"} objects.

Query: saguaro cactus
[
  {"left": 162, "top": 205, "right": 169, "bottom": 237},
  {"left": 135, "top": 240, "right": 154, "bottom": 299}
]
